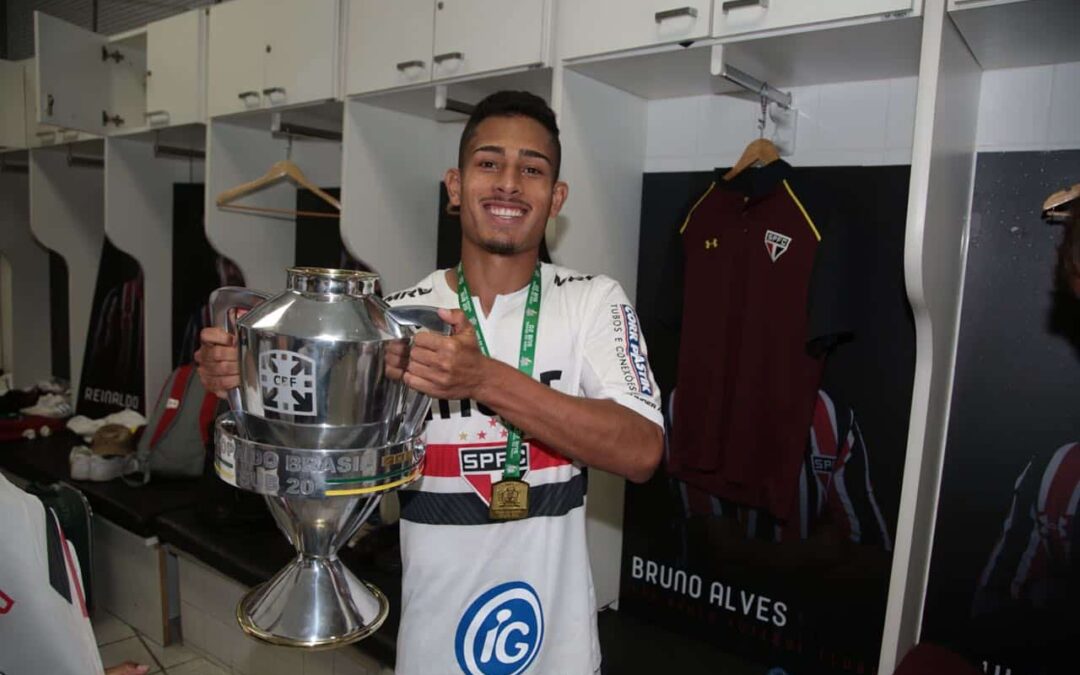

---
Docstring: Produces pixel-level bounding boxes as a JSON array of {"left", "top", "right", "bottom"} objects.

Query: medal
[
  {"left": 490, "top": 479, "right": 530, "bottom": 520},
  {"left": 457, "top": 262, "right": 541, "bottom": 521}
]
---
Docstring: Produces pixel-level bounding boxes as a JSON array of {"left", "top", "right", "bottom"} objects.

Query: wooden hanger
[
  {"left": 215, "top": 159, "right": 341, "bottom": 219},
  {"left": 723, "top": 94, "right": 781, "bottom": 181},
  {"left": 722, "top": 138, "right": 781, "bottom": 181},
  {"left": 1043, "top": 184, "right": 1080, "bottom": 222}
]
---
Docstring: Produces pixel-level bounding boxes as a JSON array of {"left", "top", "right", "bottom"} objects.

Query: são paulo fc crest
[
  {"left": 259, "top": 350, "right": 317, "bottom": 416},
  {"left": 455, "top": 581, "right": 545, "bottom": 675},
  {"left": 460, "top": 444, "right": 531, "bottom": 506},
  {"left": 764, "top": 230, "right": 792, "bottom": 262}
]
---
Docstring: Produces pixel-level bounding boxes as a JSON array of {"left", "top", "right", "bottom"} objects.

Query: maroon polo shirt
[{"left": 667, "top": 161, "right": 848, "bottom": 522}]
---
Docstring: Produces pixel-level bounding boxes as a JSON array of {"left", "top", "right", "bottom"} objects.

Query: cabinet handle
[
  {"left": 262, "top": 87, "right": 286, "bottom": 96},
  {"left": 237, "top": 90, "right": 260, "bottom": 100},
  {"left": 396, "top": 59, "right": 426, "bottom": 71},
  {"left": 721, "top": 0, "right": 768, "bottom": 12},
  {"left": 655, "top": 7, "right": 698, "bottom": 23},
  {"left": 145, "top": 110, "right": 170, "bottom": 124},
  {"left": 433, "top": 51, "right": 464, "bottom": 64}
]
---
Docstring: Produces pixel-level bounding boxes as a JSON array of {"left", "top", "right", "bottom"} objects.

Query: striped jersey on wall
[
  {"left": 676, "top": 389, "right": 892, "bottom": 549},
  {"left": 974, "top": 441, "right": 1080, "bottom": 615},
  {"left": 386, "top": 264, "right": 664, "bottom": 675}
]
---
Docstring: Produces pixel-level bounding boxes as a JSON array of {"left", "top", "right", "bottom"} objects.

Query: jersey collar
[{"left": 716, "top": 159, "right": 793, "bottom": 200}]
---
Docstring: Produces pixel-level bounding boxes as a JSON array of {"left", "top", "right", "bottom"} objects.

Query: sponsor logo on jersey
[
  {"left": 553, "top": 273, "right": 594, "bottom": 287},
  {"left": 459, "top": 444, "right": 531, "bottom": 506},
  {"left": 455, "top": 581, "right": 544, "bottom": 675},
  {"left": 259, "top": 350, "right": 317, "bottom": 415},
  {"left": 383, "top": 286, "right": 433, "bottom": 303},
  {"left": 764, "top": 230, "right": 792, "bottom": 262},
  {"left": 622, "top": 304, "right": 652, "bottom": 395}
]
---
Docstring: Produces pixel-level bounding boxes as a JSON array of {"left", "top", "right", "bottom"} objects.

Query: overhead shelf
[
  {"left": 949, "top": 0, "right": 1080, "bottom": 70},
  {"left": 567, "top": 17, "right": 924, "bottom": 100}
]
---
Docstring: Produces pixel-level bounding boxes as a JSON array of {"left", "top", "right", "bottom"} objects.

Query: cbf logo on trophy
[{"left": 455, "top": 581, "right": 545, "bottom": 675}]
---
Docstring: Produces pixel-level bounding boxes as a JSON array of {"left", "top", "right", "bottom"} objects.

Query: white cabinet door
[
  {"left": 713, "top": 0, "right": 916, "bottom": 39},
  {"left": 34, "top": 12, "right": 110, "bottom": 135},
  {"left": 346, "top": 0, "right": 434, "bottom": 95},
  {"left": 263, "top": 0, "right": 339, "bottom": 107},
  {"left": 432, "top": 0, "right": 546, "bottom": 80},
  {"left": 0, "top": 60, "right": 26, "bottom": 150},
  {"left": 207, "top": 0, "right": 264, "bottom": 117},
  {"left": 560, "top": 0, "right": 712, "bottom": 61},
  {"left": 146, "top": 10, "right": 206, "bottom": 127}
]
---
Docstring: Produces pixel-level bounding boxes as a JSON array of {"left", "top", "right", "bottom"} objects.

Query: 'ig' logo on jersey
[
  {"left": 455, "top": 581, "right": 544, "bottom": 675},
  {"left": 259, "top": 350, "right": 317, "bottom": 416},
  {"left": 764, "top": 230, "right": 792, "bottom": 262}
]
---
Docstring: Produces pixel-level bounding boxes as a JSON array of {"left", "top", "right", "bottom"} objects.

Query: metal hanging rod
[
  {"left": 434, "top": 85, "right": 476, "bottom": 117},
  {"left": 270, "top": 113, "right": 342, "bottom": 142},
  {"left": 154, "top": 133, "right": 205, "bottom": 160},
  {"left": 719, "top": 64, "right": 792, "bottom": 109},
  {"left": 0, "top": 156, "right": 28, "bottom": 174},
  {"left": 67, "top": 145, "right": 104, "bottom": 168}
]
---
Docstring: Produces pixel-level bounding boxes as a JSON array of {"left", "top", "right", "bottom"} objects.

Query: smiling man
[{"left": 196, "top": 90, "right": 664, "bottom": 674}]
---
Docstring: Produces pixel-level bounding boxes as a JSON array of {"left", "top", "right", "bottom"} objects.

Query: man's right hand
[{"left": 195, "top": 327, "right": 240, "bottom": 399}]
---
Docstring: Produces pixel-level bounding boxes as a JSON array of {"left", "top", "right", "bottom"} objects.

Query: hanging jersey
[
  {"left": 0, "top": 473, "right": 104, "bottom": 675},
  {"left": 384, "top": 263, "right": 663, "bottom": 675},
  {"left": 974, "top": 442, "right": 1080, "bottom": 615},
  {"left": 666, "top": 161, "right": 850, "bottom": 522},
  {"left": 676, "top": 390, "right": 892, "bottom": 548}
]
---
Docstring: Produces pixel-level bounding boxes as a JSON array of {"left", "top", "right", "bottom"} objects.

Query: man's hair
[{"left": 457, "top": 90, "right": 561, "bottom": 179}]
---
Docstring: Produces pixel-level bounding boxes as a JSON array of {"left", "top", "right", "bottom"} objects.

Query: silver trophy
[{"left": 210, "top": 267, "right": 446, "bottom": 649}]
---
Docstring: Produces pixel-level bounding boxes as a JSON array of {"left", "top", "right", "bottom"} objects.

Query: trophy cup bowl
[{"left": 210, "top": 268, "right": 447, "bottom": 649}]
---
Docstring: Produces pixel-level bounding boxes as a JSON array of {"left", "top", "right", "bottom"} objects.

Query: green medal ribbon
[{"left": 456, "top": 261, "right": 541, "bottom": 481}]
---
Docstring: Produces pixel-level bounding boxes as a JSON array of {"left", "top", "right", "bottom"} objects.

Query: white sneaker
[
  {"left": 70, "top": 446, "right": 93, "bottom": 481},
  {"left": 87, "top": 454, "right": 132, "bottom": 482},
  {"left": 21, "top": 393, "right": 73, "bottom": 419},
  {"left": 36, "top": 378, "right": 70, "bottom": 395}
]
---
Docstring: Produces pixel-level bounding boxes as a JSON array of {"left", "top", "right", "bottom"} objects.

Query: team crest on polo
[
  {"left": 259, "top": 350, "right": 317, "bottom": 415},
  {"left": 764, "top": 230, "right": 792, "bottom": 262},
  {"left": 455, "top": 581, "right": 544, "bottom": 675},
  {"left": 460, "top": 444, "right": 531, "bottom": 505}
]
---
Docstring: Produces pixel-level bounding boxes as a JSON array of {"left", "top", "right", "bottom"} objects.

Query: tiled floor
[{"left": 92, "top": 610, "right": 227, "bottom": 675}]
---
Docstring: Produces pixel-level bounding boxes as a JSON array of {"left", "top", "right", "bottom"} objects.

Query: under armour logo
[{"left": 704, "top": 238, "right": 718, "bottom": 249}]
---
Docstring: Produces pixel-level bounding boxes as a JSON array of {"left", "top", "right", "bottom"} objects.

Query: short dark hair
[{"left": 457, "top": 90, "right": 561, "bottom": 179}]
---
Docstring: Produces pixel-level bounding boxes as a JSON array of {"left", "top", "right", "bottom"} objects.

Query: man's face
[{"left": 445, "top": 115, "right": 568, "bottom": 257}]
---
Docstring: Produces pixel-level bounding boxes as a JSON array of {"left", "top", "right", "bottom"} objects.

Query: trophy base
[{"left": 236, "top": 555, "right": 389, "bottom": 649}]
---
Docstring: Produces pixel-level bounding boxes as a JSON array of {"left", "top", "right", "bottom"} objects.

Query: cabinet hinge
[{"left": 102, "top": 110, "right": 125, "bottom": 127}]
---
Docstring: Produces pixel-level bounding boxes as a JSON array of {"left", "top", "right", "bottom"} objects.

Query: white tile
[
  {"left": 976, "top": 65, "right": 1053, "bottom": 149},
  {"left": 885, "top": 76, "right": 918, "bottom": 150},
  {"left": 166, "top": 658, "right": 230, "bottom": 675},
  {"left": 98, "top": 636, "right": 160, "bottom": 674},
  {"left": 92, "top": 610, "right": 135, "bottom": 646},
  {"left": 200, "top": 616, "right": 240, "bottom": 668},
  {"left": 241, "top": 639, "right": 305, "bottom": 675},
  {"left": 883, "top": 146, "right": 913, "bottom": 165},
  {"left": 303, "top": 650, "right": 336, "bottom": 675},
  {"left": 141, "top": 635, "right": 199, "bottom": 669},
  {"left": 644, "top": 97, "right": 701, "bottom": 160},
  {"left": 695, "top": 94, "right": 760, "bottom": 159},
  {"left": 1048, "top": 61, "right": 1080, "bottom": 148},
  {"left": 643, "top": 156, "right": 702, "bottom": 173},
  {"left": 790, "top": 148, "right": 886, "bottom": 167},
  {"left": 806, "top": 80, "right": 890, "bottom": 152}
]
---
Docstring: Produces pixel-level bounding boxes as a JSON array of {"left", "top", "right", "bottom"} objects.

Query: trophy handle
[{"left": 208, "top": 286, "right": 271, "bottom": 412}]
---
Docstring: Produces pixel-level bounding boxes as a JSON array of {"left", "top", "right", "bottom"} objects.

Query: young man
[{"left": 196, "top": 91, "right": 664, "bottom": 674}]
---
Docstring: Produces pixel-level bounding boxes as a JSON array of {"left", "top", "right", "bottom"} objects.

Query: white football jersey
[
  {"left": 385, "top": 263, "right": 663, "bottom": 675},
  {"left": 0, "top": 473, "right": 104, "bottom": 675}
]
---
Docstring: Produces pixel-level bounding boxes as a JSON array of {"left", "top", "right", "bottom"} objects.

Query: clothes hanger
[
  {"left": 1043, "top": 184, "right": 1080, "bottom": 223},
  {"left": 722, "top": 93, "right": 781, "bottom": 182},
  {"left": 215, "top": 138, "right": 341, "bottom": 219}
]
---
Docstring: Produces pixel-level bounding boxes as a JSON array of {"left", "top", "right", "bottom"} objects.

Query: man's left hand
[{"left": 404, "top": 308, "right": 488, "bottom": 401}]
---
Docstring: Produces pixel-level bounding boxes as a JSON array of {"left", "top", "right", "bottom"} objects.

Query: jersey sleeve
[
  {"left": 579, "top": 277, "right": 665, "bottom": 428},
  {"left": 824, "top": 405, "right": 893, "bottom": 550}
]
